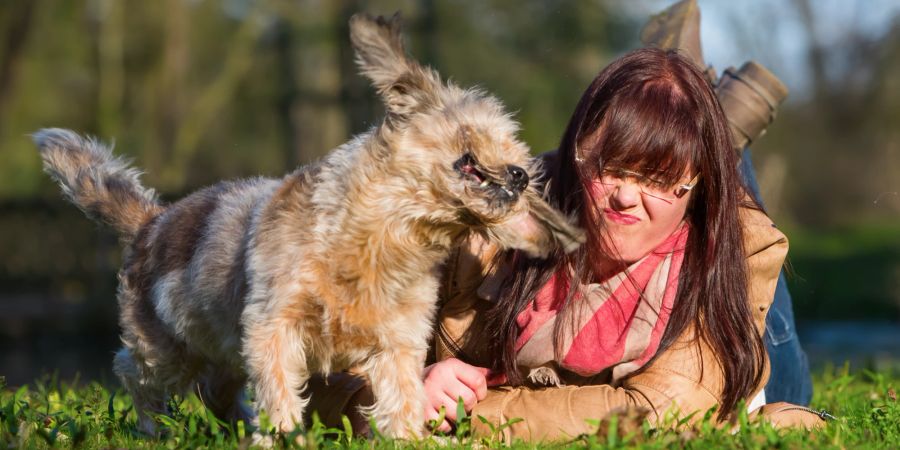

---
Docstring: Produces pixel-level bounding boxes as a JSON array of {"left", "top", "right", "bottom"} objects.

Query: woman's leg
[
  {"left": 739, "top": 148, "right": 813, "bottom": 405},
  {"left": 765, "top": 274, "right": 813, "bottom": 404}
]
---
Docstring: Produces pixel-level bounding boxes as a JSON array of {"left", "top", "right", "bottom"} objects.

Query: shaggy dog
[{"left": 34, "top": 14, "right": 582, "bottom": 438}]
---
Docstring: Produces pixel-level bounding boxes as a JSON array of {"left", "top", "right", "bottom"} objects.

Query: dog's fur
[{"left": 34, "top": 14, "right": 583, "bottom": 437}]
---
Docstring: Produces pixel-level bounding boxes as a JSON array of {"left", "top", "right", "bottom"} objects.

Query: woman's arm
[
  {"left": 468, "top": 323, "right": 720, "bottom": 441},
  {"left": 460, "top": 207, "right": 798, "bottom": 442},
  {"left": 304, "top": 208, "right": 818, "bottom": 440},
  {"left": 303, "top": 371, "right": 372, "bottom": 432}
]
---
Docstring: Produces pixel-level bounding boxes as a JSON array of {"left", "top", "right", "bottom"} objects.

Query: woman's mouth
[{"left": 603, "top": 208, "right": 640, "bottom": 225}]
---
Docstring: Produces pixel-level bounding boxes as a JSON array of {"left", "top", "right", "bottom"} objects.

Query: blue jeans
[{"left": 739, "top": 149, "right": 813, "bottom": 406}]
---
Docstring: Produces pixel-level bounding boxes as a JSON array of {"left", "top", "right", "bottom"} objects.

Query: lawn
[{"left": 1, "top": 365, "right": 898, "bottom": 449}]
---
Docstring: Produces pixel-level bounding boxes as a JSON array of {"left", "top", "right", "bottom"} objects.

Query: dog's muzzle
[{"left": 454, "top": 154, "right": 529, "bottom": 203}]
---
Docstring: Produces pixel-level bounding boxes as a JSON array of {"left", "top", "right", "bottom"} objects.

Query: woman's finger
[
  {"left": 452, "top": 364, "right": 489, "bottom": 401},
  {"left": 440, "top": 377, "right": 479, "bottom": 411},
  {"left": 424, "top": 406, "right": 452, "bottom": 433},
  {"left": 486, "top": 370, "right": 507, "bottom": 387},
  {"left": 432, "top": 391, "right": 461, "bottom": 422}
]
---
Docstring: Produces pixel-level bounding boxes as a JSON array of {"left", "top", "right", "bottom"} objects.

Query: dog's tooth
[{"left": 480, "top": 180, "right": 490, "bottom": 188}]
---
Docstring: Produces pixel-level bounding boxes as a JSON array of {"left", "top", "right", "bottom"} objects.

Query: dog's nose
[{"left": 506, "top": 165, "right": 529, "bottom": 193}]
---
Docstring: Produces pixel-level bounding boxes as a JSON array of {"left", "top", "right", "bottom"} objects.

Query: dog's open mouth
[
  {"left": 454, "top": 153, "right": 518, "bottom": 199},
  {"left": 454, "top": 153, "right": 487, "bottom": 184}
]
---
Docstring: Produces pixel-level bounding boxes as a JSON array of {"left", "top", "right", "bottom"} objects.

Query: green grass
[{"left": 1, "top": 366, "right": 899, "bottom": 449}]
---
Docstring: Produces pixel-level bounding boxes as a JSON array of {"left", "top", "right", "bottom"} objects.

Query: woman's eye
[{"left": 643, "top": 178, "right": 669, "bottom": 190}]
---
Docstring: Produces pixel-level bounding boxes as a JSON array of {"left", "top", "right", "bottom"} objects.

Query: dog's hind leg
[
  {"left": 196, "top": 367, "right": 253, "bottom": 427},
  {"left": 113, "top": 346, "right": 199, "bottom": 436},
  {"left": 114, "top": 276, "right": 202, "bottom": 435},
  {"left": 113, "top": 348, "right": 169, "bottom": 435}
]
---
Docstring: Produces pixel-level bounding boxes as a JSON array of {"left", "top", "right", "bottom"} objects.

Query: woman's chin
[{"left": 597, "top": 238, "right": 643, "bottom": 266}]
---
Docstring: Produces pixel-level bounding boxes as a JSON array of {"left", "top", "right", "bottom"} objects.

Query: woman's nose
[{"left": 609, "top": 180, "right": 641, "bottom": 209}]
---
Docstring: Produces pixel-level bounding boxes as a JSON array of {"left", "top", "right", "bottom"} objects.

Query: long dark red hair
[{"left": 484, "top": 48, "right": 765, "bottom": 420}]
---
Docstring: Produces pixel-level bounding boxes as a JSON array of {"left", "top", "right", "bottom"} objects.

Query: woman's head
[
  {"left": 553, "top": 48, "right": 737, "bottom": 268},
  {"left": 487, "top": 48, "right": 764, "bottom": 420}
]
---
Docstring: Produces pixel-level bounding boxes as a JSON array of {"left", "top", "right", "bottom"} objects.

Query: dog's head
[{"left": 350, "top": 13, "right": 583, "bottom": 257}]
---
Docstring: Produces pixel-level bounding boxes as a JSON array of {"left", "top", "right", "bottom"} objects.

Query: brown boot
[{"left": 640, "top": 0, "right": 789, "bottom": 151}]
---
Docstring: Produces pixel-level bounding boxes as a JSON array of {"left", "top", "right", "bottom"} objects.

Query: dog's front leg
[
  {"left": 243, "top": 315, "right": 311, "bottom": 434},
  {"left": 359, "top": 346, "right": 428, "bottom": 439}
]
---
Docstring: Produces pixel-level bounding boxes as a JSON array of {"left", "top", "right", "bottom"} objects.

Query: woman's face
[{"left": 588, "top": 168, "right": 695, "bottom": 264}]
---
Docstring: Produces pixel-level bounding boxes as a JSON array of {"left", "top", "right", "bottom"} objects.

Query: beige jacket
[
  {"left": 431, "top": 204, "right": 824, "bottom": 441},
  {"left": 306, "top": 198, "right": 826, "bottom": 441}
]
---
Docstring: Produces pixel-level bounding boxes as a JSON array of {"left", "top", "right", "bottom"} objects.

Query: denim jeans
[{"left": 739, "top": 149, "right": 813, "bottom": 405}]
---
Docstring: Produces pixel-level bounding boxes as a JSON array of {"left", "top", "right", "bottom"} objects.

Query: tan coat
[
  {"left": 306, "top": 204, "right": 826, "bottom": 441},
  {"left": 433, "top": 204, "right": 827, "bottom": 441}
]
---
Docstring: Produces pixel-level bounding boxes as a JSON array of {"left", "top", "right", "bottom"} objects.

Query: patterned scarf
[{"left": 512, "top": 222, "right": 689, "bottom": 385}]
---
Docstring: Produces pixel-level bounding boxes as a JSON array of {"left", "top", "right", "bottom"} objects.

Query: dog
[{"left": 34, "top": 14, "right": 583, "bottom": 438}]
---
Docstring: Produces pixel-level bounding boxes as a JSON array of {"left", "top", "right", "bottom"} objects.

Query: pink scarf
[{"left": 513, "top": 222, "right": 689, "bottom": 385}]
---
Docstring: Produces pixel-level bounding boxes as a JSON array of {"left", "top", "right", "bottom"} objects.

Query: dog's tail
[{"left": 33, "top": 128, "right": 164, "bottom": 242}]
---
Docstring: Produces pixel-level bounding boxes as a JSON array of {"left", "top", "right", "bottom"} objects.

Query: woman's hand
[{"left": 422, "top": 358, "right": 490, "bottom": 433}]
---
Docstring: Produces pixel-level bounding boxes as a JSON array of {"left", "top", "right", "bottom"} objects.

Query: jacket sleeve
[
  {"left": 303, "top": 372, "right": 372, "bottom": 431},
  {"left": 467, "top": 206, "right": 790, "bottom": 442}
]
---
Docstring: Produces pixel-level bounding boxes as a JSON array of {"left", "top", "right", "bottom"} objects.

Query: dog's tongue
[{"left": 460, "top": 164, "right": 485, "bottom": 183}]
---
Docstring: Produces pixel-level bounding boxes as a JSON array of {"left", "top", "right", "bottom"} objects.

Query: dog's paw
[
  {"left": 373, "top": 419, "right": 425, "bottom": 440},
  {"left": 251, "top": 431, "right": 307, "bottom": 448},
  {"left": 251, "top": 431, "right": 275, "bottom": 448}
]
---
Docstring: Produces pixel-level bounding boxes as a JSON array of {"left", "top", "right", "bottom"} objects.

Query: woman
[{"left": 308, "top": 48, "right": 823, "bottom": 439}]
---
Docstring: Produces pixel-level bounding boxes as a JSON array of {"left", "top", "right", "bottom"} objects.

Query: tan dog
[{"left": 34, "top": 14, "right": 582, "bottom": 438}]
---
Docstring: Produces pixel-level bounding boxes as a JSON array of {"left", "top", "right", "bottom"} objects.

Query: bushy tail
[{"left": 33, "top": 128, "right": 163, "bottom": 242}]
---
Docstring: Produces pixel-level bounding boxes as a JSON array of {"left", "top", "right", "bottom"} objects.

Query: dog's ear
[
  {"left": 487, "top": 196, "right": 585, "bottom": 258},
  {"left": 349, "top": 13, "right": 442, "bottom": 121}
]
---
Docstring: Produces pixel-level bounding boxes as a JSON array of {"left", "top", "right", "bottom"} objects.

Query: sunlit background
[{"left": 1, "top": 0, "right": 898, "bottom": 386}]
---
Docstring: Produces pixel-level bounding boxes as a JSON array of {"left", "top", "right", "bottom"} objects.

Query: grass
[{"left": 1, "top": 365, "right": 898, "bottom": 449}]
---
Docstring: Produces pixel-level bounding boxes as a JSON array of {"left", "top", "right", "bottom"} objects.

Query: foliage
[
  {"left": 1, "top": 366, "right": 898, "bottom": 449},
  {"left": 2, "top": 0, "right": 899, "bottom": 365},
  {"left": 0, "top": 0, "right": 637, "bottom": 199},
  {"left": 785, "top": 221, "right": 900, "bottom": 320}
]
